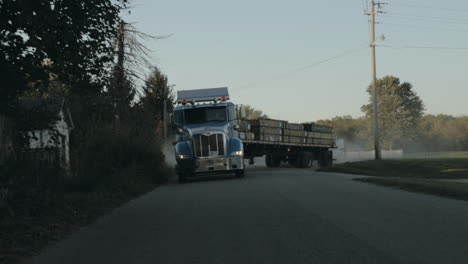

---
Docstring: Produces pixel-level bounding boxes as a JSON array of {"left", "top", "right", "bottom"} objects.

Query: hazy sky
[{"left": 126, "top": 0, "right": 468, "bottom": 122}]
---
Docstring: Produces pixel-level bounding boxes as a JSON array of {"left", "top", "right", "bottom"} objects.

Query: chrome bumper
[{"left": 194, "top": 156, "right": 244, "bottom": 173}]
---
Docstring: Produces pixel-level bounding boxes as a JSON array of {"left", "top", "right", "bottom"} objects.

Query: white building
[{"left": 19, "top": 98, "right": 74, "bottom": 171}]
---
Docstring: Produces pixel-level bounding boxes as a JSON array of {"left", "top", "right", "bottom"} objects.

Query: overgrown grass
[
  {"left": 320, "top": 159, "right": 468, "bottom": 179},
  {"left": 319, "top": 159, "right": 468, "bottom": 202},
  {"left": 0, "top": 122, "right": 174, "bottom": 264},
  {"left": 0, "top": 163, "right": 174, "bottom": 264}
]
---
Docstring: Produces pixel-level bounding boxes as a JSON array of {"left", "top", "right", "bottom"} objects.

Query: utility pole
[
  {"left": 114, "top": 22, "right": 126, "bottom": 125},
  {"left": 368, "top": 0, "right": 384, "bottom": 160},
  {"left": 163, "top": 95, "right": 167, "bottom": 139}
]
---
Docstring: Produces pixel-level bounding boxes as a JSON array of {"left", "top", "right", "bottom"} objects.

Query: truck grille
[{"left": 193, "top": 133, "right": 225, "bottom": 157}]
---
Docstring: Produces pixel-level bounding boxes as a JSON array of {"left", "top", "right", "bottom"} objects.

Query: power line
[
  {"left": 379, "top": 44, "right": 468, "bottom": 50},
  {"left": 234, "top": 47, "right": 366, "bottom": 91},
  {"left": 390, "top": 1, "right": 468, "bottom": 13},
  {"left": 386, "top": 12, "right": 468, "bottom": 24},
  {"left": 382, "top": 22, "right": 468, "bottom": 34},
  {"left": 361, "top": 0, "right": 367, "bottom": 14}
]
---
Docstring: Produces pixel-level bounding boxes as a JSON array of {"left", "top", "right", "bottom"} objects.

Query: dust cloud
[{"left": 162, "top": 139, "right": 176, "bottom": 167}]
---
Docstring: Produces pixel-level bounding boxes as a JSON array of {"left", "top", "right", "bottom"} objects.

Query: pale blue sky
[{"left": 126, "top": 0, "right": 468, "bottom": 122}]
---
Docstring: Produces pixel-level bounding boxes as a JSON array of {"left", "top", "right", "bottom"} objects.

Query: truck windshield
[{"left": 184, "top": 106, "right": 227, "bottom": 124}]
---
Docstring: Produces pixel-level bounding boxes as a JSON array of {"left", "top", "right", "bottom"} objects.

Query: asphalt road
[{"left": 25, "top": 166, "right": 468, "bottom": 264}]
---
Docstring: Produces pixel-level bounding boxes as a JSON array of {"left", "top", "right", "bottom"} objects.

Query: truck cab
[{"left": 173, "top": 87, "right": 245, "bottom": 182}]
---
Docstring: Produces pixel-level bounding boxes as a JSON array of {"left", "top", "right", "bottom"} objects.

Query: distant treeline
[
  {"left": 312, "top": 75, "right": 468, "bottom": 153},
  {"left": 315, "top": 114, "right": 468, "bottom": 152}
]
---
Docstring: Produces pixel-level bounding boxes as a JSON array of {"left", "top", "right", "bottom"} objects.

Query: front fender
[
  {"left": 227, "top": 137, "right": 243, "bottom": 156},
  {"left": 175, "top": 141, "right": 194, "bottom": 159}
]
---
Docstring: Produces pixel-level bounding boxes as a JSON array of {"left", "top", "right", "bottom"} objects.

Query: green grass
[
  {"left": 319, "top": 158, "right": 468, "bottom": 201},
  {"left": 403, "top": 151, "right": 468, "bottom": 159},
  {"left": 354, "top": 177, "right": 468, "bottom": 201},
  {"left": 319, "top": 159, "right": 468, "bottom": 179}
]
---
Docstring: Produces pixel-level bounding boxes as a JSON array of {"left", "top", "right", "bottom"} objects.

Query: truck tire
[
  {"left": 296, "top": 151, "right": 313, "bottom": 168},
  {"left": 265, "top": 154, "right": 273, "bottom": 167},
  {"left": 178, "top": 174, "right": 187, "bottom": 183},
  {"left": 266, "top": 153, "right": 281, "bottom": 168},
  {"left": 301, "top": 152, "right": 313, "bottom": 168},
  {"left": 318, "top": 150, "right": 333, "bottom": 167},
  {"left": 288, "top": 156, "right": 298, "bottom": 168},
  {"left": 271, "top": 152, "right": 281, "bottom": 167},
  {"left": 326, "top": 151, "right": 333, "bottom": 166},
  {"left": 178, "top": 171, "right": 191, "bottom": 183}
]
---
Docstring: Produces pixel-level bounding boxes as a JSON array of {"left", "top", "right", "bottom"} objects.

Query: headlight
[
  {"left": 176, "top": 154, "right": 189, "bottom": 159},
  {"left": 230, "top": 150, "right": 243, "bottom": 156}
]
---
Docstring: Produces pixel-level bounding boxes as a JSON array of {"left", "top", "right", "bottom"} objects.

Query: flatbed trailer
[{"left": 237, "top": 118, "right": 335, "bottom": 168}]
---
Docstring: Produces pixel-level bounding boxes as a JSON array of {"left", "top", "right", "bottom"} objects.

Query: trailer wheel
[
  {"left": 302, "top": 152, "right": 314, "bottom": 168},
  {"left": 271, "top": 152, "right": 281, "bottom": 167},
  {"left": 266, "top": 153, "right": 281, "bottom": 168},
  {"left": 318, "top": 150, "right": 333, "bottom": 167},
  {"left": 297, "top": 151, "right": 313, "bottom": 168},
  {"left": 288, "top": 156, "right": 298, "bottom": 168},
  {"left": 265, "top": 154, "right": 273, "bottom": 167}
]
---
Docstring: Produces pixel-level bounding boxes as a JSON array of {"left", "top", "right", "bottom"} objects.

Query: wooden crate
[
  {"left": 239, "top": 132, "right": 255, "bottom": 140},
  {"left": 286, "top": 122, "right": 303, "bottom": 130},
  {"left": 255, "top": 133, "right": 281, "bottom": 142},
  {"left": 248, "top": 119, "right": 284, "bottom": 128},
  {"left": 250, "top": 126, "right": 282, "bottom": 135},
  {"left": 238, "top": 121, "right": 251, "bottom": 132},
  {"left": 288, "top": 136, "right": 304, "bottom": 144},
  {"left": 286, "top": 129, "right": 306, "bottom": 137}
]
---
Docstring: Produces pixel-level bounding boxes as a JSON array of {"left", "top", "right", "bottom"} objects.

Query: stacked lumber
[{"left": 237, "top": 119, "right": 334, "bottom": 146}]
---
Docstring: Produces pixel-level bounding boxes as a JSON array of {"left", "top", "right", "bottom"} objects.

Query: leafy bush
[{"left": 69, "top": 121, "right": 171, "bottom": 191}]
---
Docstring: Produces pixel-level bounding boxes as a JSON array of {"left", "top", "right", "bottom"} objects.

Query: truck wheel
[
  {"left": 326, "top": 150, "right": 333, "bottom": 166},
  {"left": 178, "top": 171, "right": 191, "bottom": 183},
  {"left": 178, "top": 174, "right": 187, "bottom": 183},
  {"left": 318, "top": 150, "right": 333, "bottom": 167},
  {"left": 288, "top": 156, "right": 298, "bottom": 168},
  {"left": 266, "top": 153, "right": 281, "bottom": 167},
  {"left": 265, "top": 154, "right": 273, "bottom": 167},
  {"left": 296, "top": 151, "right": 312, "bottom": 168},
  {"left": 271, "top": 152, "right": 281, "bottom": 167},
  {"left": 301, "top": 152, "right": 313, "bottom": 168}
]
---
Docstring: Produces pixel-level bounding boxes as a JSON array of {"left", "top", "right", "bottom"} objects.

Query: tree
[
  {"left": 416, "top": 114, "right": 468, "bottom": 152},
  {"left": 241, "top": 105, "right": 268, "bottom": 120},
  {"left": 0, "top": 0, "right": 128, "bottom": 109},
  {"left": 361, "top": 75, "right": 425, "bottom": 150},
  {"left": 140, "top": 67, "right": 174, "bottom": 121},
  {"left": 316, "top": 116, "right": 370, "bottom": 151}
]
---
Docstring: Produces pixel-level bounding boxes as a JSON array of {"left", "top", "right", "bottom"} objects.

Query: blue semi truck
[{"left": 173, "top": 87, "right": 335, "bottom": 182}]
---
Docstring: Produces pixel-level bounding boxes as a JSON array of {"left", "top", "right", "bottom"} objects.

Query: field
[
  {"left": 403, "top": 151, "right": 468, "bottom": 159},
  {"left": 319, "top": 157, "right": 468, "bottom": 201}
]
